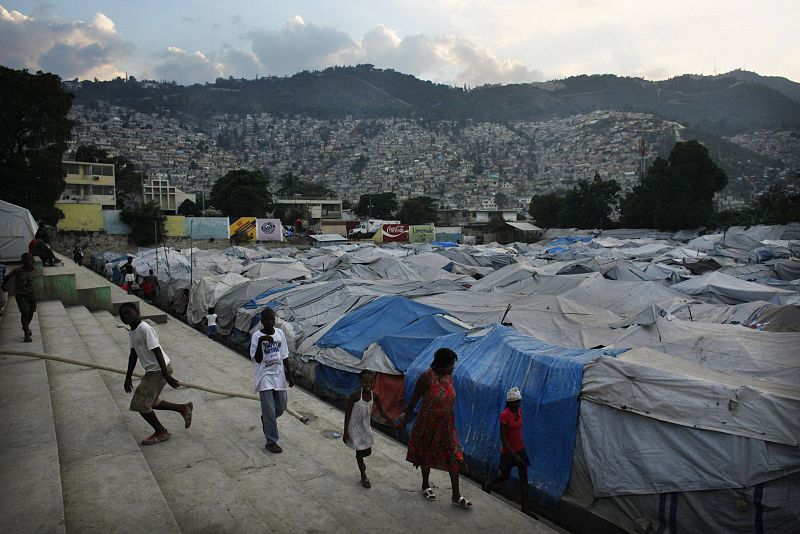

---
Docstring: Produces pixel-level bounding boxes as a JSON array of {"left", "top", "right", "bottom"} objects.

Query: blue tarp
[
  {"left": 549, "top": 236, "right": 593, "bottom": 245},
  {"left": 314, "top": 364, "right": 362, "bottom": 397},
  {"left": 378, "top": 315, "right": 467, "bottom": 372},
  {"left": 316, "top": 296, "right": 446, "bottom": 358},
  {"left": 403, "top": 325, "right": 622, "bottom": 504},
  {"left": 432, "top": 241, "right": 459, "bottom": 248}
]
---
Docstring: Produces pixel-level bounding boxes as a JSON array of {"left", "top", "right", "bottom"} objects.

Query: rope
[{"left": 0, "top": 349, "right": 310, "bottom": 424}]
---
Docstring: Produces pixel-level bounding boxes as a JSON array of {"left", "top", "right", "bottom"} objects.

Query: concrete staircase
[{"left": 0, "top": 280, "right": 555, "bottom": 533}]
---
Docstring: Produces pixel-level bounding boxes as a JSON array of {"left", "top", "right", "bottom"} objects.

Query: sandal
[
  {"left": 422, "top": 487, "right": 436, "bottom": 501},
  {"left": 452, "top": 496, "right": 472, "bottom": 509},
  {"left": 142, "top": 431, "right": 171, "bottom": 446},
  {"left": 361, "top": 478, "right": 371, "bottom": 489},
  {"left": 182, "top": 402, "right": 193, "bottom": 429}
]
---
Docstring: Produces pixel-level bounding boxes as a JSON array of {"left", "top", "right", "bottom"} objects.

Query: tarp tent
[
  {"left": 672, "top": 271, "right": 799, "bottom": 305},
  {"left": 0, "top": 200, "right": 38, "bottom": 262}
]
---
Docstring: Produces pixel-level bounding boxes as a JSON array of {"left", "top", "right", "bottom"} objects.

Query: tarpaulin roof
[
  {"left": 404, "top": 325, "right": 622, "bottom": 504},
  {"left": 0, "top": 200, "right": 37, "bottom": 262},
  {"left": 672, "top": 271, "right": 799, "bottom": 305}
]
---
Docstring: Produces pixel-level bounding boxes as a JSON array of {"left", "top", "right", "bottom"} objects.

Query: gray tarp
[
  {"left": 0, "top": 200, "right": 37, "bottom": 262},
  {"left": 672, "top": 271, "right": 799, "bottom": 305}
]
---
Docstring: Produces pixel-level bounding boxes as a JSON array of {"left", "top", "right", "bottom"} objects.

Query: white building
[{"left": 143, "top": 177, "right": 196, "bottom": 213}]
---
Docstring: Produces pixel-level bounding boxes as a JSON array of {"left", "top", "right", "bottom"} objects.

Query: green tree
[
  {"left": 74, "top": 144, "right": 109, "bottom": 162},
  {"left": 754, "top": 185, "right": 800, "bottom": 224},
  {"left": 398, "top": 196, "right": 438, "bottom": 224},
  {"left": 277, "top": 172, "right": 333, "bottom": 198},
  {"left": 621, "top": 141, "right": 728, "bottom": 230},
  {"left": 120, "top": 202, "right": 166, "bottom": 246},
  {"left": 209, "top": 169, "right": 273, "bottom": 217},
  {"left": 558, "top": 175, "right": 621, "bottom": 229},
  {"left": 494, "top": 192, "right": 509, "bottom": 209},
  {"left": 177, "top": 198, "right": 201, "bottom": 216},
  {"left": 528, "top": 193, "right": 564, "bottom": 228},
  {"left": 354, "top": 192, "right": 398, "bottom": 219},
  {"left": 0, "top": 67, "right": 73, "bottom": 224}
]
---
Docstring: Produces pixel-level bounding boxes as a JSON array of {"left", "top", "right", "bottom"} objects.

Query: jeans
[{"left": 259, "top": 389, "right": 287, "bottom": 445}]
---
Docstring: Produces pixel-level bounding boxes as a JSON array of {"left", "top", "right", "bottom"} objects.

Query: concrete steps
[
  {"left": 0, "top": 299, "right": 66, "bottom": 534},
  {"left": 37, "top": 300, "right": 180, "bottom": 534},
  {"left": 72, "top": 307, "right": 270, "bottom": 534}
]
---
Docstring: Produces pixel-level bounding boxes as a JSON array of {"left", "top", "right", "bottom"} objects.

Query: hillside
[{"left": 67, "top": 65, "right": 800, "bottom": 136}]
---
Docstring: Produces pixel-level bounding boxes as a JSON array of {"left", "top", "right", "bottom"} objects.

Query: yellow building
[{"left": 59, "top": 161, "right": 116, "bottom": 208}]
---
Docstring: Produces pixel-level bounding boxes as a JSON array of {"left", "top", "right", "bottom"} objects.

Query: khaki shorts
[{"left": 130, "top": 365, "right": 172, "bottom": 413}]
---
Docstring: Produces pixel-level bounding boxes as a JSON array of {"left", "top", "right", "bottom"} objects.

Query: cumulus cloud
[
  {"left": 0, "top": 4, "right": 131, "bottom": 79},
  {"left": 151, "top": 46, "right": 264, "bottom": 83}
]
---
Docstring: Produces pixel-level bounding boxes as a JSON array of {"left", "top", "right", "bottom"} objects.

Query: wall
[
  {"left": 103, "top": 210, "right": 131, "bottom": 235},
  {"left": 56, "top": 203, "right": 104, "bottom": 231},
  {"left": 164, "top": 215, "right": 186, "bottom": 237}
]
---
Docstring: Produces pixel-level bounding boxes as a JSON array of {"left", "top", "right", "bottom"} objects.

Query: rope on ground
[{"left": 0, "top": 349, "right": 310, "bottom": 424}]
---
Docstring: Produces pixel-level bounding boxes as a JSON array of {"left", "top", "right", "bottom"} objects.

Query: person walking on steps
[
  {"left": 250, "top": 307, "right": 294, "bottom": 453},
  {"left": 343, "top": 370, "right": 396, "bottom": 488},
  {"left": 400, "top": 348, "right": 472, "bottom": 510},
  {"left": 120, "top": 302, "right": 193, "bottom": 445},
  {"left": 2, "top": 253, "right": 38, "bottom": 342},
  {"left": 483, "top": 387, "right": 531, "bottom": 514}
]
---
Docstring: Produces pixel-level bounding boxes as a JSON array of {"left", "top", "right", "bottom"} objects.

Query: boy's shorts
[
  {"left": 207, "top": 325, "right": 217, "bottom": 336},
  {"left": 15, "top": 294, "right": 37, "bottom": 315},
  {"left": 499, "top": 447, "right": 530, "bottom": 476},
  {"left": 130, "top": 365, "right": 172, "bottom": 413}
]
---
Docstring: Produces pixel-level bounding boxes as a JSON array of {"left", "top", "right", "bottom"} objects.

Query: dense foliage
[
  {"left": 529, "top": 174, "right": 620, "bottom": 229},
  {"left": 0, "top": 67, "right": 73, "bottom": 224},
  {"left": 209, "top": 169, "right": 273, "bottom": 217},
  {"left": 398, "top": 196, "right": 438, "bottom": 225},
  {"left": 177, "top": 199, "right": 201, "bottom": 216},
  {"left": 354, "top": 192, "right": 398, "bottom": 219},
  {"left": 120, "top": 202, "right": 166, "bottom": 246}
]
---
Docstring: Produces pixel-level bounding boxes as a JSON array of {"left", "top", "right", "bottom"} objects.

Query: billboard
[
  {"left": 410, "top": 224, "right": 435, "bottom": 243},
  {"left": 230, "top": 217, "right": 256, "bottom": 241},
  {"left": 185, "top": 217, "right": 230, "bottom": 240},
  {"left": 256, "top": 218, "right": 283, "bottom": 241},
  {"left": 381, "top": 223, "right": 409, "bottom": 242}
]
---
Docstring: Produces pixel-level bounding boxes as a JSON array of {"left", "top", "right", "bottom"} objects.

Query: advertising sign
[
  {"left": 381, "top": 223, "right": 410, "bottom": 242},
  {"left": 256, "top": 218, "right": 283, "bottom": 241},
  {"left": 410, "top": 224, "right": 435, "bottom": 243},
  {"left": 230, "top": 217, "right": 256, "bottom": 241}
]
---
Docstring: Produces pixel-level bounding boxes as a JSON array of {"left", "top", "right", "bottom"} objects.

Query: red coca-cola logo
[{"left": 385, "top": 225, "right": 406, "bottom": 233}]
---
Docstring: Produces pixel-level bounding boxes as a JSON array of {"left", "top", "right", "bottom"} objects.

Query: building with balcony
[
  {"left": 274, "top": 196, "right": 342, "bottom": 223},
  {"left": 143, "top": 177, "right": 196, "bottom": 213},
  {"left": 59, "top": 161, "right": 116, "bottom": 208}
]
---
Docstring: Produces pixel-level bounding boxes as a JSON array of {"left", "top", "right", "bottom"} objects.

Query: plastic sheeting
[
  {"left": 0, "top": 200, "right": 37, "bottom": 262},
  {"left": 672, "top": 271, "right": 799, "bottom": 305},
  {"left": 403, "top": 325, "right": 621, "bottom": 504},
  {"left": 186, "top": 272, "right": 249, "bottom": 325}
]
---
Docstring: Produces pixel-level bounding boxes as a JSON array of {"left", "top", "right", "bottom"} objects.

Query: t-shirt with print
[
  {"left": 249, "top": 328, "right": 289, "bottom": 392},
  {"left": 206, "top": 314, "right": 217, "bottom": 327},
  {"left": 129, "top": 321, "right": 171, "bottom": 372},
  {"left": 499, "top": 407, "right": 524, "bottom": 454},
  {"left": 11, "top": 266, "right": 36, "bottom": 296}
]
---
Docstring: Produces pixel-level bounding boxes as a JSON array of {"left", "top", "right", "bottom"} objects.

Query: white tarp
[
  {"left": 672, "top": 271, "right": 799, "bottom": 305},
  {"left": 0, "top": 200, "right": 38, "bottom": 262},
  {"left": 187, "top": 272, "right": 249, "bottom": 325}
]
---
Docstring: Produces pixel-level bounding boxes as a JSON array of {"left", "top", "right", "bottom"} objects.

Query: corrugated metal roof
[
  {"left": 309, "top": 234, "right": 348, "bottom": 242},
  {"left": 505, "top": 221, "right": 542, "bottom": 231}
]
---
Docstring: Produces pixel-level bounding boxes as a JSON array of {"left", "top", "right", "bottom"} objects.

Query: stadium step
[
  {"left": 0, "top": 298, "right": 66, "bottom": 534},
  {"left": 74, "top": 308, "right": 270, "bottom": 533},
  {"left": 37, "top": 301, "right": 180, "bottom": 534}
]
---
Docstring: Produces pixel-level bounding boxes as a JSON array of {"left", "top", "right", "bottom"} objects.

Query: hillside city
[{"left": 66, "top": 101, "right": 800, "bottom": 213}]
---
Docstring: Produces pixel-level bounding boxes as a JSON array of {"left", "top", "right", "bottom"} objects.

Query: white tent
[{"left": 0, "top": 200, "right": 38, "bottom": 262}]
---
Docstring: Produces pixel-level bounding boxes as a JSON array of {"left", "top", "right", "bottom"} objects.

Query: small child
[
  {"left": 120, "top": 302, "right": 193, "bottom": 445},
  {"left": 483, "top": 387, "right": 530, "bottom": 513},
  {"left": 343, "top": 370, "right": 393, "bottom": 488},
  {"left": 250, "top": 308, "right": 294, "bottom": 453},
  {"left": 1, "top": 253, "right": 38, "bottom": 342},
  {"left": 205, "top": 308, "right": 218, "bottom": 339}
]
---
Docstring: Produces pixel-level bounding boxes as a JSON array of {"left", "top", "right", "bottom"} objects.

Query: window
[{"left": 64, "top": 163, "right": 80, "bottom": 175}]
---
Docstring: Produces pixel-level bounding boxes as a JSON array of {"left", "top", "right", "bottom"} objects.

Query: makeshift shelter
[
  {"left": 495, "top": 221, "right": 543, "bottom": 244},
  {"left": 0, "top": 200, "right": 38, "bottom": 262}
]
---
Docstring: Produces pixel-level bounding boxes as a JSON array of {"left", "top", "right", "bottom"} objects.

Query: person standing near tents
[
  {"left": 482, "top": 387, "right": 530, "bottom": 514},
  {"left": 121, "top": 256, "right": 136, "bottom": 294},
  {"left": 399, "top": 348, "right": 472, "bottom": 509},
  {"left": 2, "top": 253, "right": 38, "bottom": 342}
]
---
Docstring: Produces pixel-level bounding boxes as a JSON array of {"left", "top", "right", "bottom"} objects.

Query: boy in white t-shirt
[
  {"left": 120, "top": 303, "right": 194, "bottom": 445},
  {"left": 205, "top": 308, "right": 217, "bottom": 339},
  {"left": 250, "top": 307, "right": 294, "bottom": 453}
]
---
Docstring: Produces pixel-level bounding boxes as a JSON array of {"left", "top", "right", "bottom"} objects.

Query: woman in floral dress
[{"left": 400, "top": 348, "right": 472, "bottom": 509}]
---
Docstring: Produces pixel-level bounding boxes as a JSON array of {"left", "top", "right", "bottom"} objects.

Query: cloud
[
  {"left": 151, "top": 46, "right": 264, "bottom": 83},
  {"left": 0, "top": 4, "right": 132, "bottom": 79}
]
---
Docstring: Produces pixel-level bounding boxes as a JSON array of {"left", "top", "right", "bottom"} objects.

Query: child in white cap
[{"left": 483, "top": 386, "right": 530, "bottom": 513}]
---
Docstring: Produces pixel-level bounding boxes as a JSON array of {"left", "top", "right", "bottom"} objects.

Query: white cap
[{"left": 506, "top": 387, "right": 522, "bottom": 402}]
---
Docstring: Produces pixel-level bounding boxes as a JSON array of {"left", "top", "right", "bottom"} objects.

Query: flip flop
[
  {"left": 142, "top": 431, "right": 171, "bottom": 446},
  {"left": 452, "top": 496, "right": 472, "bottom": 509},
  {"left": 182, "top": 402, "right": 193, "bottom": 428},
  {"left": 361, "top": 478, "right": 371, "bottom": 489},
  {"left": 422, "top": 487, "right": 436, "bottom": 501}
]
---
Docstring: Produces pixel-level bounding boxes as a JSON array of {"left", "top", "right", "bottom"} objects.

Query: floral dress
[{"left": 406, "top": 369, "right": 464, "bottom": 473}]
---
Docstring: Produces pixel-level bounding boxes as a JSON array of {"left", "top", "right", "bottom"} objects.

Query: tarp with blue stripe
[{"left": 403, "top": 324, "right": 623, "bottom": 504}]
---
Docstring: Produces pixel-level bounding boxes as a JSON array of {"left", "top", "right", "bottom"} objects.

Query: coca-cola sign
[{"left": 381, "top": 223, "right": 409, "bottom": 242}]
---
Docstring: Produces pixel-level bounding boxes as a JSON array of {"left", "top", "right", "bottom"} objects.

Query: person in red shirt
[{"left": 483, "top": 387, "right": 530, "bottom": 513}]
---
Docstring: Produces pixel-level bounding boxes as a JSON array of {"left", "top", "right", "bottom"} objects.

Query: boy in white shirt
[
  {"left": 120, "top": 303, "right": 193, "bottom": 445},
  {"left": 205, "top": 307, "right": 218, "bottom": 339},
  {"left": 250, "top": 307, "right": 294, "bottom": 453}
]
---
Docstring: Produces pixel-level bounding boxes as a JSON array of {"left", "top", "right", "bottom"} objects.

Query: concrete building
[
  {"left": 275, "top": 195, "right": 343, "bottom": 222},
  {"left": 143, "top": 177, "right": 197, "bottom": 213},
  {"left": 59, "top": 161, "right": 116, "bottom": 208},
  {"left": 437, "top": 208, "right": 517, "bottom": 226}
]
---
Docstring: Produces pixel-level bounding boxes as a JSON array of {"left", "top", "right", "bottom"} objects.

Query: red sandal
[{"left": 142, "top": 431, "right": 171, "bottom": 446}]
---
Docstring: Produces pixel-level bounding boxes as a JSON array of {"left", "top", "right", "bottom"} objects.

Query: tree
[
  {"left": 177, "top": 198, "right": 201, "bottom": 216},
  {"left": 277, "top": 172, "right": 333, "bottom": 198},
  {"left": 113, "top": 155, "right": 146, "bottom": 209},
  {"left": 209, "top": 169, "right": 273, "bottom": 217},
  {"left": 0, "top": 67, "right": 73, "bottom": 224},
  {"left": 621, "top": 141, "right": 728, "bottom": 230},
  {"left": 120, "top": 202, "right": 166, "bottom": 246},
  {"left": 398, "top": 196, "right": 438, "bottom": 225},
  {"left": 529, "top": 193, "right": 564, "bottom": 228},
  {"left": 74, "top": 144, "right": 109, "bottom": 162},
  {"left": 494, "top": 192, "right": 509, "bottom": 209},
  {"left": 557, "top": 175, "right": 620, "bottom": 229},
  {"left": 354, "top": 192, "right": 398, "bottom": 219},
  {"left": 754, "top": 185, "right": 800, "bottom": 224}
]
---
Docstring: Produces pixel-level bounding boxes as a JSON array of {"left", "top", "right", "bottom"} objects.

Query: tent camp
[{"left": 0, "top": 200, "right": 38, "bottom": 262}]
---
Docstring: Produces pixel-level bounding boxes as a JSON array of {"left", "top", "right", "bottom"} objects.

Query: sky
[{"left": 1, "top": 1, "right": 798, "bottom": 86}]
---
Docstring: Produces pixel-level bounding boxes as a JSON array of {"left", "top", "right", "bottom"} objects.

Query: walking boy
[
  {"left": 120, "top": 302, "right": 193, "bottom": 445},
  {"left": 1, "top": 253, "right": 38, "bottom": 342},
  {"left": 204, "top": 308, "right": 217, "bottom": 339},
  {"left": 483, "top": 387, "right": 530, "bottom": 513},
  {"left": 250, "top": 308, "right": 294, "bottom": 453}
]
